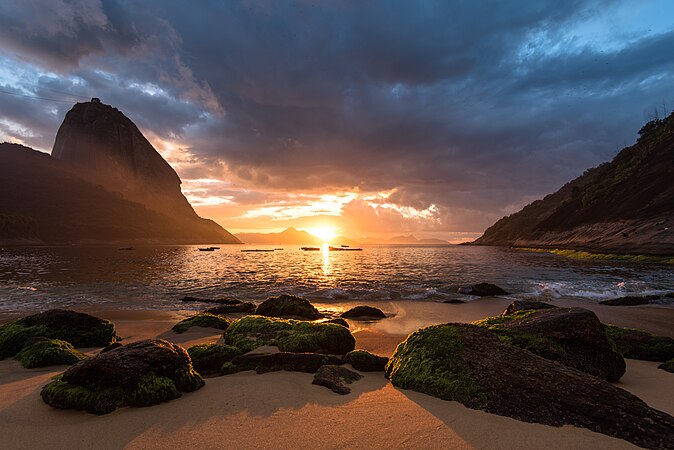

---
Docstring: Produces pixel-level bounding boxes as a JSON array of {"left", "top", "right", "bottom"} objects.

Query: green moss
[
  {"left": 658, "top": 359, "right": 674, "bottom": 373},
  {"left": 0, "top": 323, "right": 50, "bottom": 359},
  {"left": 343, "top": 350, "right": 388, "bottom": 371},
  {"left": 127, "top": 374, "right": 181, "bottom": 407},
  {"left": 604, "top": 324, "right": 674, "bottom": 360},
  {"left": 172, "top": 366, "right": 205, "bottom": 392},
  {"left": 255, "top": 294, "right": 323, "bottom": 319},
  {"left": 188, "top": 344, "right": 242, "bottom": 375},
  {"left": 40, "top": 379, "right": 120, "bottom": 415},
  {"left": 220, "top": 362, "right": 239, "bottom": 375},
  {"left": 516, "top": 248, "right": 674, "bottom": 264},
  {"left": 225, "top": 315, "right": 355, "bottom": 354},
  {"left": 172, "top": 313, "right": 231, "bottom": 334},
  {"left": 385, "top": 324, "right": 485, "bottom": 403},
  {"left": 14, "top": 338, "right": 87, "bottom": 369}
]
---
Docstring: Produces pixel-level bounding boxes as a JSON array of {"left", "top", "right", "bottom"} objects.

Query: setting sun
[{"left": 307, "top": 227, "right": 336, "bottom": 242}]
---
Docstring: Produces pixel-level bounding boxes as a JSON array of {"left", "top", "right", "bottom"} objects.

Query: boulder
[
  {"left": 312, "top": 365, "right": 363, "bottom": 395},
  {"left": 324, "top": 318, "right": 349, "bottom": 328},
  {"left": 172, "top": 313, "right": 231, "bottom": 334},
  {"left": 457, "top": 283, "right": 509, "bottom": 296},
  {"left": 41, "top": 339, "right": 204, "bottom": 415},
  {"left": 659, "top": 359, "right": 674, "bottom": 373},
  {"left": 443, "top": 299, "right": 466, "bottom": 304},
  {"left": 502, "top": 300, "right": 556, "bottom": 315},
  {"left": 225, "top": 352, "right": 343, "bottom": 374},
  {"left": 187, "top": 343, "right": 242, "bottom": 376},
  {"left": 0, "top": 309, "right": 116, "bottom": 359},
  {"left": 255, "top": 294, "right": 323, "bottom": 319},
  {"left": 474, "top": 308, "right": 625, "bottom": 381},
  {"left": 341, "top": 306, "right": 386, "bottom": 319},
  {"left": 14, "top": 337, "right": 87, "bottom": 369},
  {"left": 385, "top": 323, "right": 674, "bottom": 449},
  {"left": 604, "top": 325, "right": 674, "bottom": 361},
  {"left": 599, "top": 292, "right": 674, "bottom": 306},
  {"left": 343, "top": 350, "right": 388, "bottom": 372},
  {"left": 100, "top": 342, "right": 123, "bottom": 353},
  {"left": 225, "top": 316, "right": 355, "bottom": 354}
]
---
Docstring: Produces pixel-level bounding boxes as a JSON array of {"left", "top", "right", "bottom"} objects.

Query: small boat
[
  {"left": 241, "top": 249, "right": 275, "bottom": 252},
  {"left": 274, "top": 248, "right": 284, "bottom": 251},
  {"left": 210, "top": 247, "right": 221, "bottom": 250},
  {"left": 328, "top": 246, "right": 363, "bottom": 251},
  {"left": 117, "top": 247, "right": 134, "bottom": 251},
  {"left": 198, "top": 247, "right": 216, "bottom": 251},
  {"left": 340, "top": 245, "right": 349, "bottom": 248},
  {"left": 301, "top": 247, "right": 321, "bottom": 251}
]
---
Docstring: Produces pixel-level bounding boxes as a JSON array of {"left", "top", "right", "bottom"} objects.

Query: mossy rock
[
  {"left": 226, "top": 352, "right": 343, "bottom": 374},
  {"left": 188, "top": 344, "right": 241, "bottom": 375},
  {"left": 255, "top": 294, "right": 323, "bottom": 319},
  {"left": 343, "top": 350, "right": 388, "bottom": 371},
  {"left": 658, "top": 359, "right": 674, "bottom": 373},
  {"left": 604, "top": 325, "right": 674, "bottom": 361},
  {"left": 41, "top": 339, "right": 204, "bottom": 415},
  {"left": 204, "top": 301, "right": 256, "bottom": 314},
  {"left": 502, "top": 300, "right": 556, "bottom": 315},
  {"left": 0, "top": 309, "right": 116, "bottom": 359},
  {"left": 457, "top": 283, "right": 509, "bottom": 296},
  {"left": 474, "top": 308, "right": 626, "bottom": 382},
  {"left": 225, "top": 315, "right": 355, "bottom": 354},
  {"left": 172, "top": 313, "right": 232, "bottom": 334},
  {"left": 385, "top": 323, "right": 674, "bottom": 449},
  {"left": 324, "top": 318, "right": 349, "bottom": 328},
  {"left": 15, "top": 338, "right": 88, "bottom": 369},
  {"left": 341, "top": 306, "right": 386, "bottom": 319}
]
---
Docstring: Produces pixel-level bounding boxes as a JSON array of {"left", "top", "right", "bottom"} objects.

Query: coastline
[{"left": 0, "top": 298, "right": 672, "bottom": 449}]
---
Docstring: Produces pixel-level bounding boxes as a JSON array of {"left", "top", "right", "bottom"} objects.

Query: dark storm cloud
[{"left": 1, "top": 0, "right": 673, "bottom": 232}]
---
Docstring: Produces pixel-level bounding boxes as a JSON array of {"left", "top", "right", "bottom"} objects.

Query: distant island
[
  {"left": 473, "top": 111, "right": 674, "bottom": 255},
  {"left": 0, "top": 100, "right": 240, "bottom": 245},
  {"left": 236, "top": 227, "right": 449, "bottom": 245}
]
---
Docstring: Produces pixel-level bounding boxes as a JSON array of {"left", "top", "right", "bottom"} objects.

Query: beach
[{"left": 0, "top": 298, "right": 672, "bottom": 449}]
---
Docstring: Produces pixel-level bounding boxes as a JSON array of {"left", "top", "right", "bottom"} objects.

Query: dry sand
[{"left": 0, "top": 298, "right": 672, "bottom": 449}]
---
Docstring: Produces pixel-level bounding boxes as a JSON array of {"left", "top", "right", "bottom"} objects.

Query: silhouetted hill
[
  {"left": 236, "top": 227, "right": 323, "bottom": 245},
  {"left": 474, "top": 112, "right": 674, "bottom": 255},
  {"left": 361, "top": 235, "right": 449, "bottom": 245}
]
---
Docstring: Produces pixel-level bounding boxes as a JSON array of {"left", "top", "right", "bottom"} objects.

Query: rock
[
  {"left": 172, "top": 313, "right": 231, "bottom": 334},
  {"left": 604, "top": 325, "right": 674, "bottom": 361},
  {"left": 599, "top": 296, "right": 654, "bottom": 306},
  {"left": 443, "top": 299, "right": 466, "bottom": 304},
  {"left": 457, "top": 283, "right": 509, "bottom": 296},
  {"left": 100, "top": 342, "right": 123, "bottom": 353},
  {"left": 255, "top": 294, "right": 324, "bottom": 319},
  {"left": 181, "top": 296, "right": 249, "bottom": 307},
  {"left": 324, "top": 318, "right": 349, "bottom": 328},
  {"left": 385, "top": 323, "right": 674, "bottom": 449},
  {"left": 659, "top": 359, "right": 674, "bottom": 373},
  {"left": 0, "top": 309, "right": 116, "bottom": 359},
  {"left": 343, "top": 350, "right": 388, "bottom": 371},
  {"left": 14, "top": 337, "right": 87, "bottom": 369},
  {"left": 340, "top": 305, "right": 386, "bottom": 319},
  {"left": 187, "top": 344, "right": 241, "bottom": 376},
  {"left": 41, "top": 339, "right": 204, "bottom": 415},
  {"left": 312, "top": 365, "right": 363, "bottom": 395},
  {"left": 226, "top": 352, "right": 343, "bottom": 374},
  {"left": 474, "top": 308, "right": 625, "bottom": 381},
  {"left": 225, "top": 316, "right": 355, "bottom": 354},
  {"left": 204, "top": 302, "right": 256, "bottom": 314},
  {"left": 503, "top": 300, "right": 556, "bottom": 315}
]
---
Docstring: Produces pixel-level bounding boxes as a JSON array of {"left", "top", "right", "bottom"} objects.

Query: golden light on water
[
  {"left": 321, "top": 243, "right": 330, "bottom": 275},
  {"left": 307, "top": 227, "right": 337, "bottom": 242}
]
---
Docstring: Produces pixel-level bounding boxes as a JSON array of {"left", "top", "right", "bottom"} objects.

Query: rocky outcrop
[
  {"left": 255, "top": 294, "right": 324, "bottom": 319},
  {"left": 503, "top": 300, "right": 556, "bottom": 315},
  {"left": 457, "top": 283, "right": 509, "bottom": 297},
  {"left": 343, "top": 350, "right": 388, "bottom": 372},
  {"left": 659, "top": 359, "right": 674, "bottom": 373},
  {"left": 474, "top": 308, "right": 625, "bottom": 381},
  {"left": 171, "top": 313, "right": 231, "bottom": 334},
  {"left": 187, "top": 343, "right": 241, "bottom": 376},
  {"left": 0, "top": 309, "right": 116, "bottom": 359},
  {"left": 14, "top": 337, "right": 87, "bottom": 369},
  {"left": 204, "top": 302, "right": 257, "bottom": 314},
  {"left": 224, "top": 352, "right": 343, "bottom": 374},
  {"left": 605, "top": 325, "right": 674, "bottom": 361},
  {"left": 599, "top": 293, "right": 674, "bottom": 306},
  {"left": 41, "top": 339, "right": 204, "bottom": 414},
  {"left": 341, "top": 306, "right": 386, "bottom": 319},
  {"left": 312, "top": 365, "right": 362, "bottom": 395},
  {"left": 385, "top": 323, "right": 674, "bottom": 449},
  {"left": 473, "top": 112, "right": 674, "bottom": 255}
]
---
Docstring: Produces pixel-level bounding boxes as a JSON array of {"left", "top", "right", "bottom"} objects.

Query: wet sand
[{"left": 0, "top": 298, "right": 672, "bottom": 449}]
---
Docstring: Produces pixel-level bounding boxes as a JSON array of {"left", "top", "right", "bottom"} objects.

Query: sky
[{"left": 1, "top": 0, "right": 673, "bottom": 242}]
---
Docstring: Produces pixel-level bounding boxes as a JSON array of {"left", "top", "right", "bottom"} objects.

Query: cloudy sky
[{"left": 1, "top": 0, "right": 673, "bottom": 241}]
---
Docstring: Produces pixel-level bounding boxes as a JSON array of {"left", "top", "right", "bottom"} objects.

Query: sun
[{"left": 307, "top": 227, "right": 336, "bottom": 243}]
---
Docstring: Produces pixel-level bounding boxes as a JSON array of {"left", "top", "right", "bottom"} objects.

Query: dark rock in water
[
  {"left": 503, "top": 300, "right": 556, "bottom": 315},
  {"left": 100, "top": 342, "right": 123, "bottom": 353},
  {"left": 14, "top": 337, "right": 87, "bottom": 369},
  {"left": 443, "top": 299, "right": 466, "bottom": 304},
  {"left": 385, "top": 323, "right": 674, "bottom": 449},
  {"left": 204, "top": 302, "right": 256, "bottom": 314},
  {"left": 343, "top": 350, "right": 388, "bottom": 372},
  {"left": 457, "top": 283, "right": 509, "bottom": 296},
  {"left": 172, "top": 313, "right": 231, "bottom": 334},
  {"left": 226, "top": 352, "right": 343, "bottom": 374},
  {"left": 324, "top": 318, "right": 349, "bottom": 328},
  {"left": 255, "top": 294, "right": 324, "bottom": 319},
  {"left": 659, "top": 359, "right": 674, "bottom": 373},
  {"left": 474, "top": 308, "right": 625, "bottom": 381},
  {"left": 41, "top": 339, "right": 204, "bottom": 415},
  {"left": 312, "top": 365, "right": 363, "bottom": 395},
  {"left": 187, "top": 344, "right": 241, "bottom": 376},
  {"left": 605, "top": 325, "right": 674, "bottom": 361},
  {"left": 225, "top": 316, "right": 355, "bottom": 354},
  {"left": 341, "top": 305, "right": 386, "bottom": 319},
  {"left": 181, "top": 296, "right": 243, "bottom": 305},
  {"left": 0, "top": 309, "right": 116, "bottom": 359},
  {"left": 599, "top": 296, "right": 654, "bottom": 306}
]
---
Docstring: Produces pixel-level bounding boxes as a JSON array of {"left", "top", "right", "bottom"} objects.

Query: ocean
[{"left": 1, "top": 244, "right": 673, "bottom": 313}]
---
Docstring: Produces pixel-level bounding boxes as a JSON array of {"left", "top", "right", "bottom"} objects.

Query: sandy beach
[{"left": 0, "top": 298, "right": 673, "bottom": 449}]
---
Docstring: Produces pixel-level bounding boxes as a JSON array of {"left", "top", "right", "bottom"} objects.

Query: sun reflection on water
[{"left": 321, "top": 243, "right": 330, "bottom": 275}]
